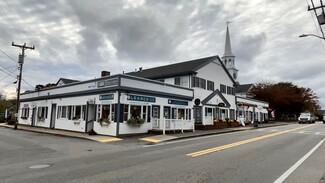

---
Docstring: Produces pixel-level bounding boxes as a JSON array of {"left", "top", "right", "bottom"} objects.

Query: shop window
[
  {"left": 172, "top": 108, "right": 177, "bottom": 119},
  {"left": 130, "top": 105, "right": 141, "bottom": 119},
  {"left": 100, "top": 105, "right": 110, "bottom": 121},
  {"left": 164, "top": 107, "right": 170, "bottom": 119},
  {"left": 73, "top": 105, "right": 81, "bottom": 120},
  {"left": 178, "top": 108, "right": 185, "bottom": 119},
  {"left": 82, "top": 105, "right": 86, "bottom": 120},
  {"left": 205, "top": 107, "right": 213, "bottom": 117},
  {"left": 123, "top": 104, "right": 129, "bottom": 121},
  {"left": 142, "top": 106, "right": 147, "bottom": 121},
  {"left": 59, "top": 106, "right": 67, "bottom": 118},
  {"left": 111, "top": 104, "right": 115, "bottom": 121},
  {"left": 37, "top": 107, "right": 48, "bottom": 121},
  {"left": 21, "top": 108, "right": 29, "bottom": 119}
]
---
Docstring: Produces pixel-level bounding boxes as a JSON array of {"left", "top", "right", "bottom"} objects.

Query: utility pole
[
  {"left": 308, "top": 0, "right": 325, "bottom": 39},
  {"left": 11, "top": 42, "right": 35, "bottom": 130}
]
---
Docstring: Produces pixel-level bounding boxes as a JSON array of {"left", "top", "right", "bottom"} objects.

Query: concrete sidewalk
[
  {"left": 0, "top": 122, "right": 289, "bottom": 143},
  {"left": 139, "top": 122, "right": 289, "bottom": 143}
]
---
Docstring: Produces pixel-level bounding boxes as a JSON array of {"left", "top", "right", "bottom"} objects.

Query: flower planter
[{"left": 100, "top": 122, "right": 110, "bottom": 127}]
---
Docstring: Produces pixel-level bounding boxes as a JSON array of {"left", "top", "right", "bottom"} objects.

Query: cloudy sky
[{"left": 0, "top": 0, "right": 325, "bottom": 107}]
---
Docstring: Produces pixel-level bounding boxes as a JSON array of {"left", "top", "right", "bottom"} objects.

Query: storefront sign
[
  {"left": 97, "top": 78, "right": 118, "bottom": 88},
  {"left": 127, "top": 95, "right": 156, "bottom": 103},
  {"left": 99, "top": 94, "right": 114, "bottom": 100},
  {"left": 168, "top": 99, "right": 188, "bottom": 105}
]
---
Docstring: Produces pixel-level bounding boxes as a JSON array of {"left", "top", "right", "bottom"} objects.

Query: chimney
[{"left": 101, "top": 71, "right": 110, "bottom": 77}]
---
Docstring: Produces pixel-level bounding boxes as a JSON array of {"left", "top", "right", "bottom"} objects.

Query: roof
[
  {"left": 127, "top": 56, "right": 218, "bottom": 79},
  {"left": 56, "top": 78, "right": 80, "bottom": 86},
  {"left": 236, "top": 84, "right": 254, "bottom": 93}
]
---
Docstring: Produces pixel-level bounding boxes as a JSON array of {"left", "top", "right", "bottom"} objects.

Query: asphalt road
[{"left": 1, "top": 122, "right": 325, "bottom": 183}]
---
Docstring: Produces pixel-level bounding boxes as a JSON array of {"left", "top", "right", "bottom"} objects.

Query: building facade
[
  {"left": 19, "top": 74, "right": 194, "bottom": 136},
  {"left": 17, "top": 24, "right": 269, "bottom": 136}
]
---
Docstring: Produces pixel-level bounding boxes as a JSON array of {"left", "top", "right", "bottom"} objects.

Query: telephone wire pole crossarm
[{"left": 11, "top": 42, "right": 35, "bottom": 130}]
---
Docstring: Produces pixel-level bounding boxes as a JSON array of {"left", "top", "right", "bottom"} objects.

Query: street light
[{"left": 299, "top": 34, "right": 325, "bottom": 40}]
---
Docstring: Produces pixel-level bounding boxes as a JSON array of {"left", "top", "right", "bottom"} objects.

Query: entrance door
[
  {"left": 31, "top": 107, "right": 36, "bottom": 126},
  {"left": 152, "top": 105, "right": 160, "bottom": 128},
  {"left": 50, "top": 103, "right": 57, "bottom": 129},
  {"left": 85, "top": 103, "right": 95, "bottom": 133}
]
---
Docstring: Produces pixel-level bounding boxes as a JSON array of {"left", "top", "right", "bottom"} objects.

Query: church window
[
  {"left": 207, "top": 80, "right": 214, "bottom": 91},
  {"left": 220, "top": 84, "right": 226, "bottom": 93}
]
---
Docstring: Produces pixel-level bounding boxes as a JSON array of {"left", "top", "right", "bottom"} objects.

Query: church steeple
[
  {"left": 223, "top": 22, "right": 234, "bottom": 57},
  {"left": 221, "top": 21, "right": 238, "bottom": 82}
]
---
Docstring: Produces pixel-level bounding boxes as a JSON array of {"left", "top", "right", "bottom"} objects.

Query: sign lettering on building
[
  {"left": 168, "top": 99, "right": 188, "bottom": 106},
  {"left": 127, "top": 95, "right": 156, "bottom": 103},
  {"left": 97, "top": 78, "right": 118, "bottom": 88},
  {"left": 99, "top": 94, "right": 114, "bottom": 100}
]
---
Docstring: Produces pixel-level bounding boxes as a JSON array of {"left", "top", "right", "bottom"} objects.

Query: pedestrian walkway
[
  {"left": 0, "top": 123, "right": 122, "bottom": 143},
  {"left": 139, "top": 122, "right": 289, "bottom": 143},
  {"left": 0, "top": 122, "right": 289, "bottom": 144}
]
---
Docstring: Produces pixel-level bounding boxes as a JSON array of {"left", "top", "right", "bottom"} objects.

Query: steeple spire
[
  {"left": 221, "top": 21, "right": 238, "bottom": 82},
  {"left": 223, "top": 21, "right": 234, "bottom": 57}
]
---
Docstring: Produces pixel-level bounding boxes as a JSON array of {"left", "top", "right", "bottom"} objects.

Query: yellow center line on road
[{"left": 187, "top": 124, "right": 318, "bottom": 157}]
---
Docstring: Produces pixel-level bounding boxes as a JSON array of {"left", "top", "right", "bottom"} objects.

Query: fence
[{"left": 151, "top": 118, "right": 195, "bottom": 135}]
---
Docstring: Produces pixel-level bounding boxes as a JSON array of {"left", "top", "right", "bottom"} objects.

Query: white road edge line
[{"left": 274, "top": 137, "right": 325, "bottom": 183}]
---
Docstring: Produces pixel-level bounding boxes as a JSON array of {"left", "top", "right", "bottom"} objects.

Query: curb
[
  {"left": 0, "top": 123, "right": 95, "bottom": 142},
  {"left": 159, "top": 123, "right": 289, "bottom": 143},
  {"left": 0, "top": 123, "right": 290, "bottom": 143}
]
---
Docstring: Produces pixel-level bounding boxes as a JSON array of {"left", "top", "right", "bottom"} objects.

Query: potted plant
[
  {"left": 127, "top": 117, "right": 144, "bottom": 127},
  {"left": 98, "top": 117, "right": 110, "bottom": 126}
]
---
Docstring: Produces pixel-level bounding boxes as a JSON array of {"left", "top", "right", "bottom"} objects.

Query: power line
[
  {"left": 22, "top": 78, "right": 34, "bottom": 89},
  {"left": 0, "top": 48, "right": 18, "bottom": 63},
  {"left": 0, "top": 65, "right": 16, "bottom": 79},
  {"left": 0, "top": 67, "right": 17, "bottom": 81}
]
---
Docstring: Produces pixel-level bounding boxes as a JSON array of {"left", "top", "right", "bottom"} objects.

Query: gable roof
[
  {"left": 236, "top": 84, "right": 254, "bottom": 93},
  {"left": 127, "top": 55, "right": 236, "bottom": 85},
  {"left": 56, "top": 78, "right": 80, "bottom": 86}
]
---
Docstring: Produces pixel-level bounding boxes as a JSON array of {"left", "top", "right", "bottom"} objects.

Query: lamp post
[{"left": 299, "top": 34, "right": 325, "bottom": 40}]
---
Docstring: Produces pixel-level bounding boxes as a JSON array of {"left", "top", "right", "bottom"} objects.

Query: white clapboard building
[{"left": 18, "top": 24, "right": 269, "bottom": 136}]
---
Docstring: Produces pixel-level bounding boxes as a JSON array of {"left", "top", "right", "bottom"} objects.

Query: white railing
[{"left": 151, "top": 118, "right": 195, "bottom": 135}]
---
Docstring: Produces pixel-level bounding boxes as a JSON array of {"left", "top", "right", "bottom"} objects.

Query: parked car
[{"left": 298, "top": 113, "right": 316, "bottom": 124}]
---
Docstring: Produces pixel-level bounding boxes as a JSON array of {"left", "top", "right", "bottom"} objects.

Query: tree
[{"left": 249, "top": 82, "right": 320, "bottom": 120}]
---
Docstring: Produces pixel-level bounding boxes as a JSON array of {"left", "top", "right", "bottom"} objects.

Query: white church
[{"left": 17, "top": 24, "right": 269, "bottom": 136}]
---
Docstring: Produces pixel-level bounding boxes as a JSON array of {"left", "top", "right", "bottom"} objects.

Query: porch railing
[{"left": 151, "top": 118, "right": 195, "bottom": 135}]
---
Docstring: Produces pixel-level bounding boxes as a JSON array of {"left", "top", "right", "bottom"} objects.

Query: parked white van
[{"left": 298, "top": 113, "right": 316, "bottom": 124}]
